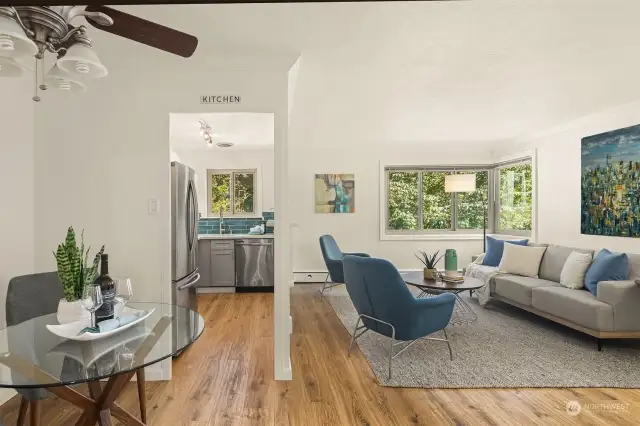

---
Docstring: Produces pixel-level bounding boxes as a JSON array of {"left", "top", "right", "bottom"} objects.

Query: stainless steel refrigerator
[{"left": 171, "top": 161, "right": 200, "bottom": 312}]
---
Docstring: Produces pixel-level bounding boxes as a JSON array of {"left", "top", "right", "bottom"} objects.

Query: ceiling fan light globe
[
  {"left": 0, "top": 15, "right": 38, "bottom": 58},
  {"left": 57, "top": 42, "right": 107, "bottom": 79},
  {"left": 0, "top": 57, "right": 22, "bottom": 77},
  {"left": 44, "top": 64, "right": 86, "bottom": 92}
]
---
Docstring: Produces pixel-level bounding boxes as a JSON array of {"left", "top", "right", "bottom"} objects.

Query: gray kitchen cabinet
[
  {"left": 197, "top": 240, "right": 212, "bottom": 287},
  {"left": 210, "top": 247, "right": 236, "bottom": 286}
]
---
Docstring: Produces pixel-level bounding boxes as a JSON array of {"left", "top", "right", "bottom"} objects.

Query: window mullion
[
  {"left": 230, "top": 172, "right": 235, "bottom": 215},
  {"left": 417, "top": 171, "right": 423, "bottom": 231}
]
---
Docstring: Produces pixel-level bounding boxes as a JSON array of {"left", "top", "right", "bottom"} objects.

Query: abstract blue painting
[{"left": 581, "top": 124, "right": 640, "bottom": 237}]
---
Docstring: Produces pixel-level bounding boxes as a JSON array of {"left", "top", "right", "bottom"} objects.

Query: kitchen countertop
[{"left": 198, "top": 234, "right": 274, "bottom": 240}]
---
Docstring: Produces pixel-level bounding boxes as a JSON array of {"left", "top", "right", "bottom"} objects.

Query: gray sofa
[{"left": 484, "top": 244, "right": 640, "bottom": 349}]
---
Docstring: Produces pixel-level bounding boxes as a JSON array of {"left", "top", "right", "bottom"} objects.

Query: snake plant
[
  {"left": 53, "top": 227, "right": 105, "bottom": 301},
  {"left": 415, "top": 250, "right": 444, "bottom": 270}
]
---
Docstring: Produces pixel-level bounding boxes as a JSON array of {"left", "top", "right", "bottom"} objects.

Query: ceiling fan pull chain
[
  {"left": 38, "top": 56, "right": 47, "bottom": 91},
  {"left": 32, "top": 58, "right": 40, "bottom": 102}
]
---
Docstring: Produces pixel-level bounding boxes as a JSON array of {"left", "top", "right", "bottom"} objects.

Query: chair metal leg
[
  {"left": 318, "top": 273, "right": 332, "bottom": 298},
  {"left": 388, "top": 328, "right": 395, "bottom": 381},
  {"left": 443, "top": 328, "right": 453, "bottom": 361},
  {"left": 348, "top": 316, "right": 363, "bottom": 356},
  {"left": 392, "top": 338, "right": 420, "bottom": 359},
  {"left": 318, "top": 274, "right": 345, "bottom": 298},
  {"left": 17, "top": 397, "right": 28, "bottom": 426},
  {"left": 353, "top": 314, "right": 396, "bottom": 380}
]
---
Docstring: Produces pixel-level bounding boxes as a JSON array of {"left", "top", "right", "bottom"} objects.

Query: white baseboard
[
  {"left": 293, "top": 272, "right": 328, "bottom": 283},
  {"left": 293, "top": 269, "right": 426, "bottom": 283}
]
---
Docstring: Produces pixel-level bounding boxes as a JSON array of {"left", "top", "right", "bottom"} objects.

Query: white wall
[
  {"left": 0, "top": 78, "right": 35, "bottom": 326},
  {"left": 0, "top": 77, "right": 35, "bottom": 404},
  {"left": 175, "top": 148, "right": 275, "bottom": 217},
  {"left": 34, "top": 51, "right": 291, "bottom": 379},
  {"left": 505, "top": 99, "right": 640, "bottom": 254},
  {"left": 170, "top": 149, "right": 181, "bottom": 163},
  {"left": 288, "top": 59, "right": 494, "bottom": 272}
]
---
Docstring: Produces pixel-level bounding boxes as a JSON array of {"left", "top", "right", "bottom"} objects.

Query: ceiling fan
[{"left": 0, "top": 5, "right": 198, "bottom": 101}]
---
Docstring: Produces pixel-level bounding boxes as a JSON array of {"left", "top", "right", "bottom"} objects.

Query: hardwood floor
[{"left": 1, "top": 284, "right": 638, "bottom": 425}]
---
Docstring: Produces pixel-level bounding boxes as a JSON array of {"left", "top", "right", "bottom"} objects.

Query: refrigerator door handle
[
  {"left": 177, "top": 270, "right": 200, "bottom": 290},
  {"left": 191, "top": 181, "right": 199, "bottom": 249},
  {"left": 186, "top": 181, "right": 194, "bottom": 251}
]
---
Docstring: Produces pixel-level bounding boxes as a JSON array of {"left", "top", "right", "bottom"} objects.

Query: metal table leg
[{"left": 414, "top": 289, "right": 477, "bottom": 326}]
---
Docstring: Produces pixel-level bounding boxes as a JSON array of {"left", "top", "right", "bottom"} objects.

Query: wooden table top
[{"left": 402, "top": 271, "right": 484, "bottom": 291}]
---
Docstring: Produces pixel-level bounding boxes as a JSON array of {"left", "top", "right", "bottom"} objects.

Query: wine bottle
[{"left": 94, "top": 253, "right": 115, "bottom": 323}]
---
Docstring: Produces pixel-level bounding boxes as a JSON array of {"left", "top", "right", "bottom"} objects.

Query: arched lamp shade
[
  {"left": 44, "top": 64, "right": 86, "bottom": 92},
  {"left": 0, "top": 15, "right": 38, "bottom": 58},
  {"left": 57, "top": 42, "right": 107, "bottom": 79},
  {"left": 0, "top": 57, "right": 23, "bottom": 77}
]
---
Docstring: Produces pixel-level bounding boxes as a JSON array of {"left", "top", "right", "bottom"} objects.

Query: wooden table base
[{"left": 1, "top": 315, "right": 172, "bottom": 426}]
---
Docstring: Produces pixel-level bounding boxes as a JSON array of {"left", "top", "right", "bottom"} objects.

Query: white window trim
[
  {"left": 206, "top": 167, "right": 262, "bottom": 218},
  {"left": 379, "top": 150, "right": 537, "bottom": 241}
]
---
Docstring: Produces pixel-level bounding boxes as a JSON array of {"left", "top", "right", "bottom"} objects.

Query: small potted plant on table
[
  {"left": 54, "top": 227, "right": 104, "bottom": 324},
  {"left": 415, "top": 250, "right": 444, "bottom": 280}
]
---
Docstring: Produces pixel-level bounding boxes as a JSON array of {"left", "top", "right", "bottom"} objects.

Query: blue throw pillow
[
  {"left": 584, "top": 249, "right": 629, "bottom": 295},
  {"left": 482, "top": 236, "right": 529, "bottom": 267}
]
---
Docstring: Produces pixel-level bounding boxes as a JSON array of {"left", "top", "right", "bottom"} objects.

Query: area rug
[{"left": 324, "top": 286, "right": 640, "bottom": 388}]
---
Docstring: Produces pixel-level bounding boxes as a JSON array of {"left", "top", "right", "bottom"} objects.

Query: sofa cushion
[
  {"left": 538, "top": 245, "right": 595, "bottom": 283},
  {"left": 492, "top": 275, "right": 561, "bottom": 306},
  {"left": 584, "top": 249, "right": 629, "bottom": 295},
  {"left": 532, "top": 286, "right": 614, "bottom": 331},
  {"left": 482, "top": 236, "right": 529, "bottom": 267},
  {"left": 498, "top": 244, "right": 547, "bottom": 278},
  {"left": 559, "top": 251, "right": 592, "bottom": 289}
]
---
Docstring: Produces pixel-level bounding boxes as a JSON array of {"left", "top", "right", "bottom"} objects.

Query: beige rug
[{"left": 324, "top": 286, "right": 640, "bottom": 388}]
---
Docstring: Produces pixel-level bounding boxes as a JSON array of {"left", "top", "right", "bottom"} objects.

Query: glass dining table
[{"left": 0, "top": 302, "right": 204, "bottom": 426}]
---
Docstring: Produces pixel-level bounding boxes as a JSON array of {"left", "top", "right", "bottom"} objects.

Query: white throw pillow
[
  {"left": 498, "top": 243, "right": 547, "bottom": 278},
  {"left": 559, "top": 251, "right": 593, "bottom": 289}
]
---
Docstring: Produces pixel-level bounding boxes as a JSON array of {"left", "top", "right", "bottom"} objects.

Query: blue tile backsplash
[{"left": 198, "top": 212, "right": 275, "bottom": 235}]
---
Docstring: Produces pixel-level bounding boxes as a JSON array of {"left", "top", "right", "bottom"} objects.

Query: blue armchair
[
  {"left": 318, "top": 235, "right": 370, "bottom": 297},
  {"left": 343, "top": 255, "right": 455, "bottom": 380}
]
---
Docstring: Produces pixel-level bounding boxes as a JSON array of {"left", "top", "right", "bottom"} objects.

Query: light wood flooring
[{"left": 1, "top": 284, "right": 638, "bottom": 425}]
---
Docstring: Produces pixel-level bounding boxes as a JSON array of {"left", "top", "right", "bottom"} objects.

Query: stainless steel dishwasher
[{"left": 235, "top": 238, "right": 274, "bottom": 291}]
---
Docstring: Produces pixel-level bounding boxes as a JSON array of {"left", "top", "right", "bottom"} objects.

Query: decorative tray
[{"left": 46, "top": 307, "right": 155, "bottom": 342}]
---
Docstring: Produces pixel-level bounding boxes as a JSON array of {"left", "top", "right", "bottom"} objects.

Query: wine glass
[
  {"left": 81, "top": 284, "right": 103, "bottom": 328},
  {"left": 115, "top": 278, "right": 133, "bottom": 314}
]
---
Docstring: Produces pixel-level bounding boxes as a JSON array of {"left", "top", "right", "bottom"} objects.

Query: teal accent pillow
[
  {"left": 482, "top": 236, "right": 529, "bottom": 267},
  {"left": 584, "top": 249, "right": 629, "bottom": 295}
]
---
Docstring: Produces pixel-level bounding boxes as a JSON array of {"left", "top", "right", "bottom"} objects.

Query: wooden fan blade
[{"left": 84, "top": 5, "right": 198, "bottom": 58}]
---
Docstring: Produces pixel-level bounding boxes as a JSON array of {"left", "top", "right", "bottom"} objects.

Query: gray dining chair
[{"left": 6, "top": 272, "right": 147, "bottom": 426}]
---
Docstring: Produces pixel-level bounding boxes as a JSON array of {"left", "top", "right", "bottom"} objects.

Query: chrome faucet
[{"left": 219, "top": 206, "right": 224, "bottom": 234}]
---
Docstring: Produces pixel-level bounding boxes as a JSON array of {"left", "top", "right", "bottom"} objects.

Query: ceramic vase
[
  {"left": 57, "top": 299, "right": 90, "bottom": 324},
  {"left": 423, "top": 268, "right": 438, "bottom": 280}
]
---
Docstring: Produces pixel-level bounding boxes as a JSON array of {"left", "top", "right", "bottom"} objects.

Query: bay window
[{"left": 384, "top": 158, "right": 532, "bottom": 238}]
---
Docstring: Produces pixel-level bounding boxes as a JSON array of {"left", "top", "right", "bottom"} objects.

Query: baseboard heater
[{"left": 294, "top": 270, "right": 422, "bottom": 283}]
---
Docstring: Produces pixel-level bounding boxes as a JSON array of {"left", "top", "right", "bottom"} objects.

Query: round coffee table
[{"left": 402, "top": 272, "right": 484, "bottom": 326}]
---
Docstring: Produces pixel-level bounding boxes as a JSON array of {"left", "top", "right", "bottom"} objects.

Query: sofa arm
[
  {"left": 471, "top": 253, "right": 485, "bottom": 265},
  {"left": 597, "top": 280, "right": 640, "bottom": 331}
]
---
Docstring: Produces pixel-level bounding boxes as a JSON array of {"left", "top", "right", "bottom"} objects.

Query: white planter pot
[{"left": 57, "top": 299, "right": 90, "bottom": 324}]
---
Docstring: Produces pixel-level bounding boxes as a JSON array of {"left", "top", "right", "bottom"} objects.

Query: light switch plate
[{"left": 148, "top": 198, "right": 159, "bottom": 215}]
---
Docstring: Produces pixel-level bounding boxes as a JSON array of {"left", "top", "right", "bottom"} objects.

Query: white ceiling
[
  {"left": 170, "top": 113, "right": 274, "bottom": 152},
  {"left": 91, "top": 1, "right": 640, "bottom": 145}
]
